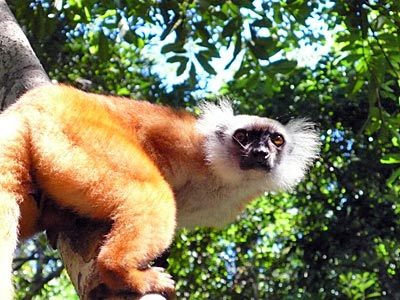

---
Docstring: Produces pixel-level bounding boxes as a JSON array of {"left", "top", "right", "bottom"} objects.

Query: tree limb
[{"left": 0, "top": 0, "right": 49, "bottom": 108}]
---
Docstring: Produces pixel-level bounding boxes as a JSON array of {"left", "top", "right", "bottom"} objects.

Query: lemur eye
[
  {"left": 271, "top": 134, "right": 285, "bottom": 147},
  {"left": 233, "top": 129, "right": 248, "bottom": 145}
]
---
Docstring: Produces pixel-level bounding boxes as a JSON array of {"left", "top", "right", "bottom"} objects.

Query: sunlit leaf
[{"left": 381, "top": 153, "right": 400, "bottom": 164}]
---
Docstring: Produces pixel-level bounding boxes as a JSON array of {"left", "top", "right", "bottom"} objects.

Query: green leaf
[
  {"left": 381, "top": 153, "right": 400, "bottom": 164},
  {"left": 266, "top": 59, "right": 297, "bottom": 74},
  {"left": 195, "top": 52, "right": 216, "bottom": 75},
  {"left": 98, "top": 30, "right": 110, "bottom": 61},
  {"left": 177, "top": 59, "right": 189, "bottom": 76},
  {"left": 222, "top": 18, "right": 239, "bottom": 39},
  {"left": 123, "top": 30, "right": 136, "bottom": 44},
  {"left": 189, "top": 63, "right": 197, "bottom": 87},
  {"left": 166, "top": 55, "right": 188, "bottom": 64},
  {"left": 387, "top": 168, "right": 400, "bottom": 186},
  {"left": 248, "top": 37, "right": 276, "bottom": 60},
  {"left": 166, "top": 55, "right": 189, "bottom": 76},
  {"left": 251, "top": 18, "right": 272, "bottom": 28},
  {"left": 225, "top": 36, "right": 242, "bottom": 69},
  {"left": 350, "top": 78, "right": 365, "bottom": 95},
  {"left": 232, "top": 0, "right": 254, "bottom": 9},
  {"left": 194, "top": 21, "right": 211, "bottom": 41},
  {"left": 161, "top": 43, "right": 185, "bottom": 54}
]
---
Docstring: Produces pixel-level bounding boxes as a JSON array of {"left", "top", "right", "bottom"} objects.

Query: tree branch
[{"left": 0, "top": 0, "right": 49, "bottom": 108}]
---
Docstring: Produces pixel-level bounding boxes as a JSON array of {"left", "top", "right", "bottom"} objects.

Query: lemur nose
[{"left": 252, "top": 147, "right": 269, "bottom": 163}]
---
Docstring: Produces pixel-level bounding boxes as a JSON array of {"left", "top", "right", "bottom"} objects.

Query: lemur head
[{"left": 196, "top": 100, "right": 320, "bottom": 191}]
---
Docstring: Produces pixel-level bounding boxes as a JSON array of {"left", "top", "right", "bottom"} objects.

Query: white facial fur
[{"left": 196, "top": 100, "right": 320, "bottom": 192}]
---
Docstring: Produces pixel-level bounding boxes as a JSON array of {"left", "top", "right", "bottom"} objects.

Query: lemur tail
[{"left": 0, "top": 108, "right": 33, "bottom": 300}]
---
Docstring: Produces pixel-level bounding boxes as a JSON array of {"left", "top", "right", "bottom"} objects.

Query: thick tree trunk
[{"left": 0, "top": 0, "right": 49, "bottom": 107}]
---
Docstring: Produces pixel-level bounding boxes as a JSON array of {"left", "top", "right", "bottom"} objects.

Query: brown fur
[
  {"left": 0, "top": 84, "right": 202, "bottom": 298},
  {"left": 0, "top": 84, "right": 319, "bottom": 298}
]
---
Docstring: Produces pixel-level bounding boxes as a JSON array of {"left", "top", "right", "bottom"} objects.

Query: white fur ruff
[{"left": 196, "top": 100, "right": 320, "bottom": 192}]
